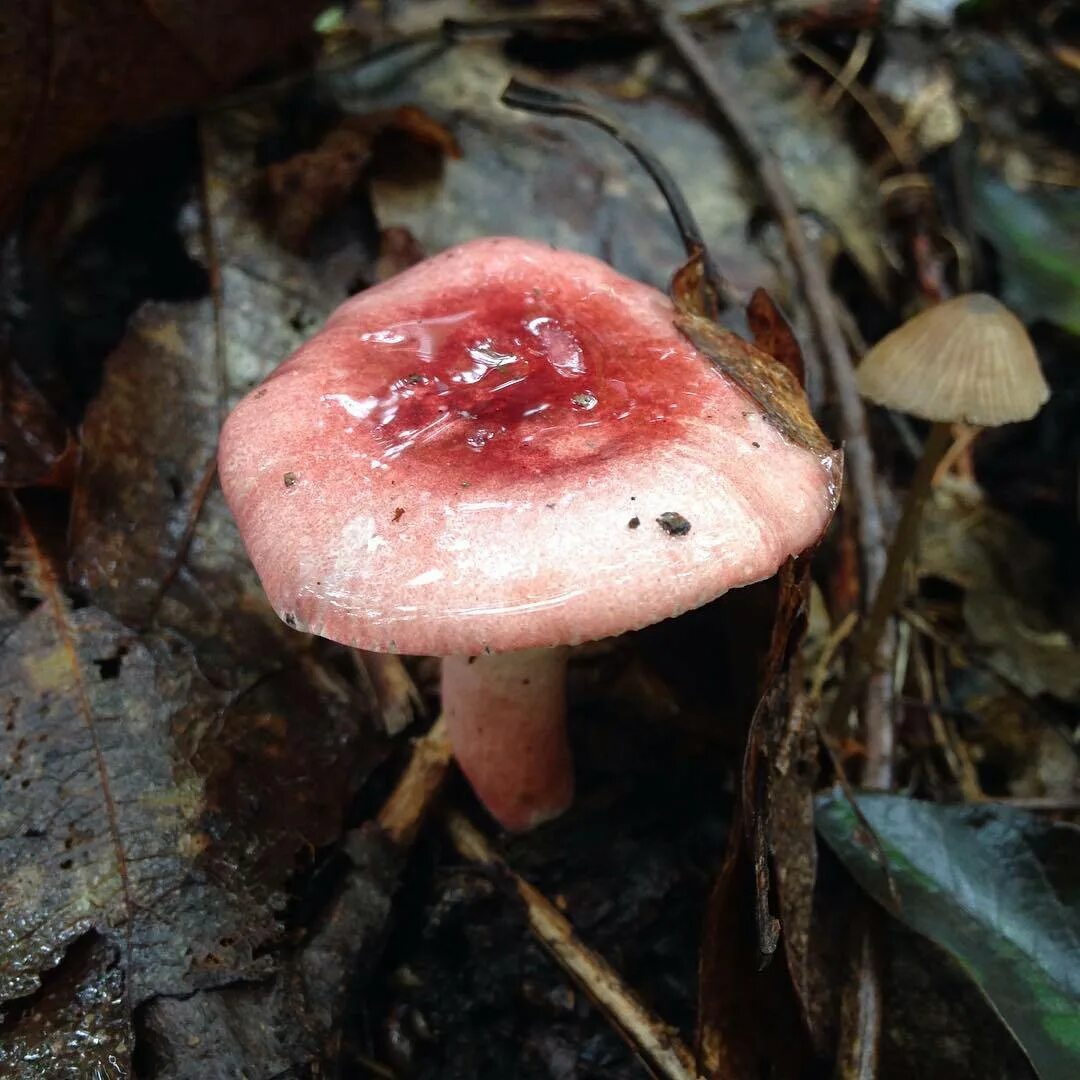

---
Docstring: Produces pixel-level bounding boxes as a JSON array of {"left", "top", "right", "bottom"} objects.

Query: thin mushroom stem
[
  {"left": 827, "top": 421, "right": 953, "bottom": 751},
  {"left": 501, "top": 78, "right": 732, "bottom": 314}
]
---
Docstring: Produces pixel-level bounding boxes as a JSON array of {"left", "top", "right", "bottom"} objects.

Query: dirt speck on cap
[{"left": 656, "top": 512, "right": 691, "bottom": 536}]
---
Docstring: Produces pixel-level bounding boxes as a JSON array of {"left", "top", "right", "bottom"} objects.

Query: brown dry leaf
[
  {"left": 264, "top": 106, "right": 459, "bottom": 253},
  {"left": 0, "top": 0, "right": 325, "bottom": 224},
  {"left": 916, "top": 482, "right": 1080, "bottom": 703},
  {"left": 673, "top": 254, "right": 840, "bottom": 464},
  {"left": 747, "top": 286, "right": 806, "bottom": 388},
  {"left": 698, "top": 559, "right": 823, "bottom": 1074}
]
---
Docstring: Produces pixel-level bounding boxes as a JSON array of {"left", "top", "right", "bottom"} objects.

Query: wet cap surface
[{"left": 218, "top": 238, "right": 838, "bottom": 655}]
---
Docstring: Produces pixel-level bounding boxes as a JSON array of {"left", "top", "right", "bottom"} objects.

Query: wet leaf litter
[{"left": 2, "top": 3, "right": 1079, "bottom": 1079}]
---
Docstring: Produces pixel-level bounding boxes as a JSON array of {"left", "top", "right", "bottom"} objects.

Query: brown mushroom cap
[
  {"left": 856, "top": 293, "right": 1049, "bottom": 426},
  {"left": 218, "top": 237, "right": 838, "bottom": 656}
]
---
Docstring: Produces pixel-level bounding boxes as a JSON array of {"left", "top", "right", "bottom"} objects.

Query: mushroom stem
[
  {"left": 442, "top": 647, "right": 574, "bottom": 831},
  {"left": 828, "top": 420, "right": 953, "bottom": 741}
]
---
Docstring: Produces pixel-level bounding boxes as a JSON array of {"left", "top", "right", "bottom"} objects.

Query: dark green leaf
[{"left": 816, "top": 792, "right": 1080, "bottom": 1080}]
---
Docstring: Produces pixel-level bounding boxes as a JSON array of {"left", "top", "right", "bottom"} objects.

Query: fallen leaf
[
  {"left": 0, "top": 0, "right": 325, "bottom": 224},
  {"left": 916, "top": 483, "right": 1080, "bottom": 703},
  {"left": 68, "top": 101, "right": 374, "bottom": 680},
  {"left": 696, "top": 16, "right": 891, "bottom": 294},
  {"left": 0, "top": 933, "right": 129, "bottom": 1078},
  {"left": 0, "top": 495, "right": 380, "bottom": 1071},
  {"left": 68, "top": 301, "right": 222, "bottom": 631},
  {"left": 338, "top": 42, "right": 787, "bottom": 299},
  {"left": 817, "top": 791, "right": 1080, "bottom": 1080},
  {"left": 264, "top": 106, "right": 459, "bottom": 253},
  {"left": 698, "top": 561, "right": 823, "bottom": 1074}
]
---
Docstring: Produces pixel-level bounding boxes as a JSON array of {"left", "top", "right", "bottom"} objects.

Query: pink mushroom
[{"left": 218, "top": 237, "right": 837, "bottom": 831}]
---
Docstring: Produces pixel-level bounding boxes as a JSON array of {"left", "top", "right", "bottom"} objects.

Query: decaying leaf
[
  {"left": 698, "top": 556, "right": 825, "bottom": 1072},
  {"left": 265, "top": 106, "right": 460, "bottom": 253},
  {"left": 693, "top": 16, "right": 891, "bottom": 294},
  {"left": 0, "top": 359, "right": 75, "bottom": 489},
  {"left": 67, "top": 100, "right": 376, "bottom": 680},
  {"left": 68, "top": 301, "right": 222, "bottom": 632},
  {"left": 328, "top": 33, "right": 887, "bottom": 310},
  {"left": 746, "top": 286, "right": 806, "bottom": 388},
  {"left": 0, "top": 496, "right": 380, "bottom": 1071},
  {"left": 0, "top": 0, "right": 326, "bottom": 225},
  {"left": 672, "top": 254, "right": 839, "bottom": 462},
  {"left": 916, "top": 483, "right": 1080, "bottom": 703}
]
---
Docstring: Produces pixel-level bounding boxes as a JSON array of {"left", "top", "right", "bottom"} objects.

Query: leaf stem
[{"left": 500, "top": 78, "right": 731, "bottom": 313}]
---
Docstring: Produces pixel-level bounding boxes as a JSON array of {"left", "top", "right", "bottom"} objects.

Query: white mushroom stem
[{"left": 442, "top": 647, "right": 573, "bottom": 832}]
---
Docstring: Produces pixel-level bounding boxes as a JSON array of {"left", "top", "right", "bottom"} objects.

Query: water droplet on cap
[{"left": 466, "top": 428, "right": 495, "bottom": 451}]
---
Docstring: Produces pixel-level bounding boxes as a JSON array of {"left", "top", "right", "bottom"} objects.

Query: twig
[
  {"left": 213, "top": 11, "right": 616, "bottom": 112},
  {"left": 445, "top": 811, "right": 705, "bottom": 1080},
  {"left": 792, "top": 38, "right": 916, "bottom": 171},
  {"left": 808, "top": 610, "right": 859, "bottom": 702},
  {"left": 356, "top": 651, "right": 425, "bottom": 736},
  {"left": 813, "top": 728, "right": 902, "bottom": 914},
  {"left": 836, "top": 907, "right": 883, "bottom": 1080},
  {"left": 640, "top": 3, "right": 892, "bottom": 778},
  {"left": 979, "top": 796, "right": 1080, "bottom": 812},
  {"left": 826, "top": 422, "right": 952, "bottom": 746},
  {"left": 819, "top": 30, "right": 874, "bottom": 113},
  {"left": 377, "top": 716, "right": 452, "bottom": 847}
]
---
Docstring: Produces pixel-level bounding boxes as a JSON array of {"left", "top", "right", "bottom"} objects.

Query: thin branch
[
  {"left": 819, "top": 30, "right": 873, "bottom": 113},
  {"left": 446, "top": 811, "right": 706, "bottom": 1080},
  {"left": 214, "top": 11, "right": 616, "bottom": 112},
  {"left": 377, "top": 717, "right": 452, "bottom": 847},
  {"left": 793, "top": 38, "right": 916, "bottom": 171},
  {"left": 640, "top": 1, "right": 891, "bottom": 774}
]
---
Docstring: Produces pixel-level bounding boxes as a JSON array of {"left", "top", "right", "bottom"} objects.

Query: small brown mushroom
[
  {"left": 831, "top": 293, "right": 1050, "bottom": 730},
  {"left": 856, "top": 293, "right": 1048, "bottom": 426}
]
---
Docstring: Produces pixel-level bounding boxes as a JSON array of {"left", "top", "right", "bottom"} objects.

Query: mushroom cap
[
  {"left": 856, "top": 293, "right": 1049, "bottom": 426},
  {"left": 218, "top": 237, "right": 838, "bottom": 656}
]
